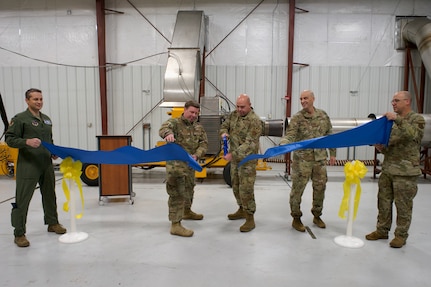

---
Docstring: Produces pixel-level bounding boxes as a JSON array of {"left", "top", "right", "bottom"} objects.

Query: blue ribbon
[
  {"left": 42, "top": 142, "right": 203, "bottom": 172},
  {"left": 223, "top": 136, "right": 228, "bottom": 156},
  {"left": 239, "top": 117, "right": 393, "bottom": 166}
]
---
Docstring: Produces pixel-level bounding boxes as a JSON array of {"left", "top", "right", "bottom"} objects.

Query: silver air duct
[
  {"left": 402, "top": 17, "right": 431, "bottom": 79},
  {"left": 420, "top": 114, "right": 431, "bottom": 147},
  {"left": 283, "top": 116, "right": 431, "bottom": 147},
  {"left": 160, "top": 11, "right": 205, "bottom": 107},
  {"left": 327, "top": 116, "right": 431, "bottom": 147}
]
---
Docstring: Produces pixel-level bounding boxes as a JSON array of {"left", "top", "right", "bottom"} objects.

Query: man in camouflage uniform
[
  {"left": 220, "top": 94, "right": 262, "bottom": 232},
  {"left": 280, "top": 90, "right": 336, "bottom": 232},
  {"left": 366, "top": 91, "right": 425, "bottom": 248},
  {"left": 159, "top": 100, "right": 208, "bottom": 237}
]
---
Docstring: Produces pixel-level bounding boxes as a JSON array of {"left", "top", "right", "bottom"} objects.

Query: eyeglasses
[{"left": 391, "top": 98, "right": 407, "bottom": 104}]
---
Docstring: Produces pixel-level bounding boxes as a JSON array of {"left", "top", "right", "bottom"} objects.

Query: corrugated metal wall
[
  {"left": 2, "top": 64, "right": 428, "bottom": 161},
  {"left": 0, "top": 66, "right": 101, "bottom": 149}
]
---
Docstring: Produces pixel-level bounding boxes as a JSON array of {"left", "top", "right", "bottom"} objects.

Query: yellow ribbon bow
[
  {"left": 60, "top": 157, "right": 85, "bottom": 219},
  {"left": 338, "top": 160, "right": 368, "bottom": 220}
]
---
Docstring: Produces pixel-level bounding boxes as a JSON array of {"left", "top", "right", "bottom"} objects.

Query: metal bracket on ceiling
[
  {"left": 295, "top": 7, "right": 309, "bottom": 13},
  {"left": 104, "top": 8, "right": 124, "bottom": 15}
]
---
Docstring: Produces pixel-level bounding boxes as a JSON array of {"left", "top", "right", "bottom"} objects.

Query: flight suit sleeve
[{"left": 5, "top": 116, "right": 27, "bottom": 148}]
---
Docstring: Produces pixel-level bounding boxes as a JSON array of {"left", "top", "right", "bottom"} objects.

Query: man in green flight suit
[{"left": 6, "top": 88, "right": 66, "bottom": 248}]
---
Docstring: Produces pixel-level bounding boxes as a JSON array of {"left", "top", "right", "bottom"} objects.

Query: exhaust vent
[{"left": 160, "top": 11, "right": 206, "bottom": 107}]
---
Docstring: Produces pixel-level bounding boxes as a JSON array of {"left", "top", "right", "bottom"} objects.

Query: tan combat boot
[
  {"left": 313, "top": 216, "right": 326, "bottom": 228},
  {"left": 292, "top": 218, "right": 306, "bottom": 232},
  {"left": 389, "top": 236, "right": 406, "bottom": 248},
  {"left": 170, "top": 222, "right": 194, "bottom": 237},
  {"left": 14, "top": 235, "right": 30, "bottom": 247},
  {"left": 183, "top": 208, "right": 204, "bottom": 220},
  {"left": 240, "top": 213, "right": 255, "bottom": 232},
  {"left": 227, "top": 207, "right": 246, "bottom": 220},
  {"left": 47, "top": 223, "right": 67, "bottom": 234},
  {"left": 365, "top": 230, "right": 388, "bottom": 241}
]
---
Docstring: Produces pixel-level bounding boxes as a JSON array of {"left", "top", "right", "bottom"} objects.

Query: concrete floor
[{"left": 0, "top": 163, "right": 430, "bottom": 287}]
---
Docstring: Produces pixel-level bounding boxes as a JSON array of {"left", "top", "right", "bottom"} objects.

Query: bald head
[
  {"left": 301, "top": 90, "right": 314, "bottom": 99},
  {"left": 236, "top": 94, "right": 252, "bottom": 117},
  {"left": 391, "top": 90, "right": 412, "bottom": 116},
  {"left": 300, "top": 90, "right": 316, "bottom": 113},
  {"left": 396, "top": 91, "right": 411, "bottom": 101}
]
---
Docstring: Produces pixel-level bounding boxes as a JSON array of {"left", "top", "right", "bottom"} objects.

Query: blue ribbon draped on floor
[
  {"left": 42, "top": 142, "right": 203, "bottom": 172},
  {"left": 239, "top": 117, "right": 393, "bottom": 166}
]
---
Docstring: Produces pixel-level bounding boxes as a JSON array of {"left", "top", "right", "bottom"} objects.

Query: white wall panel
[
  {"left": 0, "top": 1, "right": 97, "bottom": 67},
  {"left": 0, "top": 66, "right": 100, "bottom": 149}
]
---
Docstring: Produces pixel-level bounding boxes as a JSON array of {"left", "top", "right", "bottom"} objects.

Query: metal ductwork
[
  {"left": 160, "top": 11, "right": 205, "bottom": 107},
  {"left": 419, "top": 114, "right": 431, "bottom": 147},
  {"left": 402, "top": 17, "right": 431, "bottom": 79},
  {"left": 331, "top": 116, "right": 431, "bottom": 147},
  {"left": 281, "top": 116, "right": 431, "bottom": 147}
]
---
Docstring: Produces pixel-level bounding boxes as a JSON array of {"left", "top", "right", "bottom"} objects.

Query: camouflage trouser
[
  {"left": 230, "top": 160, "right": 257, "bottom": 215},
  {"left": 376, "top": 172, "right": 418, "bottom": 240},
  {"left": 290, "top": 159, "right": 327, "bottom": 218},
  {"left": 166, "top": 161, "right": 195, "bottom": 223}
]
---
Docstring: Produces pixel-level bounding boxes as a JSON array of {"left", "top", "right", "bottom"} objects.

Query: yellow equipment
[{"left": 0, "top": 142, "right": 18, "bottom": 177}]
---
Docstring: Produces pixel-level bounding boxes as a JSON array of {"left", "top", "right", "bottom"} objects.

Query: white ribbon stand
[
  {"left": 59, "top": 179, "right": 89, "bottom": 244},
  {"left": 334, "top": 184, "right": 364, "bottom": 248}
]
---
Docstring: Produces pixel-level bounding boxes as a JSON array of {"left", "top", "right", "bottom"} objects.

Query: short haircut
[
  {"left": 184, "top": 100, "right": 200, "bottom": 109},
  {"left": 398, "top": 91, "right": 412, "bottom": 100},
  {"left": 25, "top": 88, "right": 42, "bottom": 99}
]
